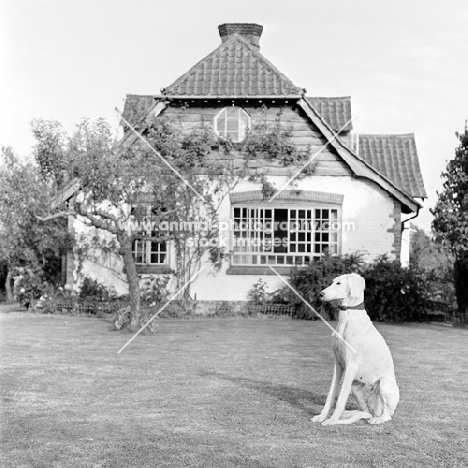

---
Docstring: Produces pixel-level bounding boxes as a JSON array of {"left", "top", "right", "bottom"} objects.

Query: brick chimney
[{"left": 218, "top": 23, "right": 263, "bottom": 50}]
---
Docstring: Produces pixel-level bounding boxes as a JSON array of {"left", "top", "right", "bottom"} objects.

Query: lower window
[
  {"left": 132, "top": 231, "right": 167, "bottom": 265},
  {"left": 232, "top": 207, "right": 339, "bottom": 266}
]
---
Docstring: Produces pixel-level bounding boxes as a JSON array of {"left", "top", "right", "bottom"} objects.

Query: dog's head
[{"left": 319, "top": 273, "right": 365, "bottom": 307}]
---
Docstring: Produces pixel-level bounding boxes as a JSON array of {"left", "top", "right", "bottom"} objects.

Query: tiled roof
[
  {"left": 121, "top": 94, "right": 159, "bottom": 128},
  {"left": 162, "top": 32, "right": 304, "bottom": 97},
  {"left": 355, "top": 134, "right": 426, "bottom": 198},
  {"left": 307, "top": 97, "right": 353, "bottom": 132}
]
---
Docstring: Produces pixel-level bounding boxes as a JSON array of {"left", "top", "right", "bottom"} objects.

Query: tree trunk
[
  {"left": 453, "top": 259, "right": 468, "bottom": 315},
  {"left": 5, "top": 268, "right": 14, "bottom": 303},
  {"left": 120, "top": 240, "right": 141, "bottom": 331}
]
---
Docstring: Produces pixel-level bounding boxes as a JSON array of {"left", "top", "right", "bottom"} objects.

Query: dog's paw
[
  {"left": 311, "top": 414, "right": 326, "bottom": 423},
  {"left": 321, "top": 418, "right": 338, "bottom": 426},
  {"left": 368, "top": 415, "right": 390, "bottom": 425}
]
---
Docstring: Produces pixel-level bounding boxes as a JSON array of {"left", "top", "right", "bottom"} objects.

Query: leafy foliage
[
  {"left": 247, "top": 278, "right": 269, "bottom": 305},
  {"left": 410, "top": 228, "right": 455, "bottom": 309},
  {"left": 13, "top": 267, "right": 47, "bottom": 309},
  {"left": 140, "top": 276, "right": 170, "bottom": 306},
  {"left": 364, "top": 256, "right": 428, "bottom": 321},
  {"left": 242, "top": 109, "right": 310, "bottom": 167},
  {"left": 431, "top": 128, "right": 468, "bottom": 261},
  {"left": 78, "top": 276, "right": 117, "bottom": 302},
  {"left": 0, "top": 147, "right": 71, "bottom": 291},
  {"left": 31, "top": 116, "right": 241, "bottom": 330},
  {"left": 272, "top": 253, "right": 429, "bottom": 321},
  {"left": 432, "top": 126, "right": 468, "bottom": 315},
  {"left": 278, "top": 253, "right": 365, "bottom": 320}
]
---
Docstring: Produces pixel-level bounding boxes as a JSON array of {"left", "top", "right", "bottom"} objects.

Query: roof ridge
[
  {"left": 358, "top": 133, "right": 415, "bottom": 138},
  {"left": 308, "top": 96, "right": 351, "bottom": 100}
]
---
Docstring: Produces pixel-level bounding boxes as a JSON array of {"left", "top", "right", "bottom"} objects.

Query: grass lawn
[{"left": 1, "top": 310, "right": 467, "bottom": 468}]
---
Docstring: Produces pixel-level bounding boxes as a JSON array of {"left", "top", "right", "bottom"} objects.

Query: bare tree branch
[{"left": 36, "top": 210, "right": 76, "bottom": 221}]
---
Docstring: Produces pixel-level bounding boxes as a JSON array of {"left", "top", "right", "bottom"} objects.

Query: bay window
[{"left": 232, "top": 206, "right": 339, "bottom": 266}]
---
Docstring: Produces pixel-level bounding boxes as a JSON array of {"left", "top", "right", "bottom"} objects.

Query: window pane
[
  {"left": 226, "top": 107, "right": 238, "bottom": 118},
  {"left": 215, "top": 107, "right": 250, "bottom": 142},
  {"left": 217, "top": 117, "right": 226, "bottom": 132},
  {"left": 227, "top": 120, "right": 237, "bottom": 131}
]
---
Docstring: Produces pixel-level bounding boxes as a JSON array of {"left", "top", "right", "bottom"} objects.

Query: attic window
[{"left": 214, "top": 107, "right": 250, "bottom": 142}]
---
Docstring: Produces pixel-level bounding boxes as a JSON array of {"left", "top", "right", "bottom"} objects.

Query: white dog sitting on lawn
[{"left": 311, "top": 273, "right": 400, "bottom": 425}]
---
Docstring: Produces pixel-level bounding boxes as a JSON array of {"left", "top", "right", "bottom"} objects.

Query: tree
[
  {"left": 0, "top": 147, "right": 70, "bottom": 303},
  {"left": 432, "top": 125, "right": 468, "bottom": 316},
  {"left": 32, "top": 117, "right": 241, "bottom": 331},
  {"left": 32, "top": 109, "right": 309, "bottom": 331}
]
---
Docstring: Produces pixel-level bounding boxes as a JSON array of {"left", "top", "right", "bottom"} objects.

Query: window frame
[
  {"left": 230, "top": 204, "right": 341, "bottom": 266},
  {"left": 214, "top": 106, "right": 251, "bottom": 143},
  {"left": 130, "top": 205, "right": 168, "bottom": 266}
]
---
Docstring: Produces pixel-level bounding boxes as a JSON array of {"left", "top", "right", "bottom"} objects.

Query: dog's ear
[{"left": 347, "top": 274, "right": 365, "bottom": 298}]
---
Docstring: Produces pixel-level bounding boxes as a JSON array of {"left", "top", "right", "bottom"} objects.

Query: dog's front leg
[
  {"left": 311, "top": 362, "right": 343, "bottom": 423},
  {"left": 322, "top": 364, "right": 358, "bottom": 426}
]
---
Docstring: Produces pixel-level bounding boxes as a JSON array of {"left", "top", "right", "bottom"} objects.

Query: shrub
[
  {"left": 247, "top": 278, "right": 269, "bottom": 305},
  {"left": 78, "top": 276, "right": 116, "bottom": 302},
  {"left": 281, "top": 252, "right": 365, "bottom": 320},
  {"left": 13, "top": 267, "right": 47, "bottom": 309},
  {"left": 113, "top": 276, "right": 171, "bottom": 331},
  {"left": 363, "top": 256, "right": 429, "bottom": 321},
  {"left": 140, "top": 276, "right": 170, "bottom": 306},
  {"left": 277, "top": 253, "right": 429, "bottom": 322}
]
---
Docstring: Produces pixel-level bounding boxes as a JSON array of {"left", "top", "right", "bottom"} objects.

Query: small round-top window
[{"left": 214, "top": 107, "right": 250, "bottom": 142}]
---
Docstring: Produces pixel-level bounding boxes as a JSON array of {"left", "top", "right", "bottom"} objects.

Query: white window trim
[
  {"left": 214, "top": 106, "right": 251, "bottom": 143},
  {"left": 230, "top": 205, "right": 342, "bottom": 266},
  {"left": 130, "top": 205, "right": 168, "bottom": 266}
]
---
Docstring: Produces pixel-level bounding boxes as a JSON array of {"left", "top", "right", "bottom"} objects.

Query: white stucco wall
[
  {"left": 71, "top": 217, "right": 129, "bottom": 296},
  {"left": 191, "top": 175, "right": 397, "bottom": 301},
  {"left": 71, "top": 174, "right": 398, "bottom": 301}
]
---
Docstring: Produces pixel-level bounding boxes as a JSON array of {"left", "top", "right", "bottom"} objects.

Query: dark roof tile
[
  {"left": 121, "top": 94, "right": 159, "bottom": 128},
  {"left": 162, "top": 33, "right": 303, "bottom": 97},
  {"left": 355, "top": 134, "right": 426, "bottom": 198},
  {"left": 307, "top": 97, "right": 353, "bottom": 132}
]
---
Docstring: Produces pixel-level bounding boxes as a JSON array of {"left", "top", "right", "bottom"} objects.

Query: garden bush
[
  {"left": 279, "top": 252, "right": 364, "bottom": 320},
  {"left": 78, "top": 276, "right": 116, "bottom": 302},
  {"left": 272, "top": 253, "right": 430, "bottom": 322},
  {"left": 13, "top": 267, "right": 48, "bottom": 309},
  {"left": 363, "top": 256, "right": 429, "bottom": 321}
]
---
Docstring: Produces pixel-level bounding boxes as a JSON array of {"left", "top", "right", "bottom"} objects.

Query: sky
[{"left": 1, "top": 0, "right": 467, "bottom": 232}]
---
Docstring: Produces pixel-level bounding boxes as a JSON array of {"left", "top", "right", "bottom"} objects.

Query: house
[{"left": 66, "top": 23, "right": 426, "bottom": 301}]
